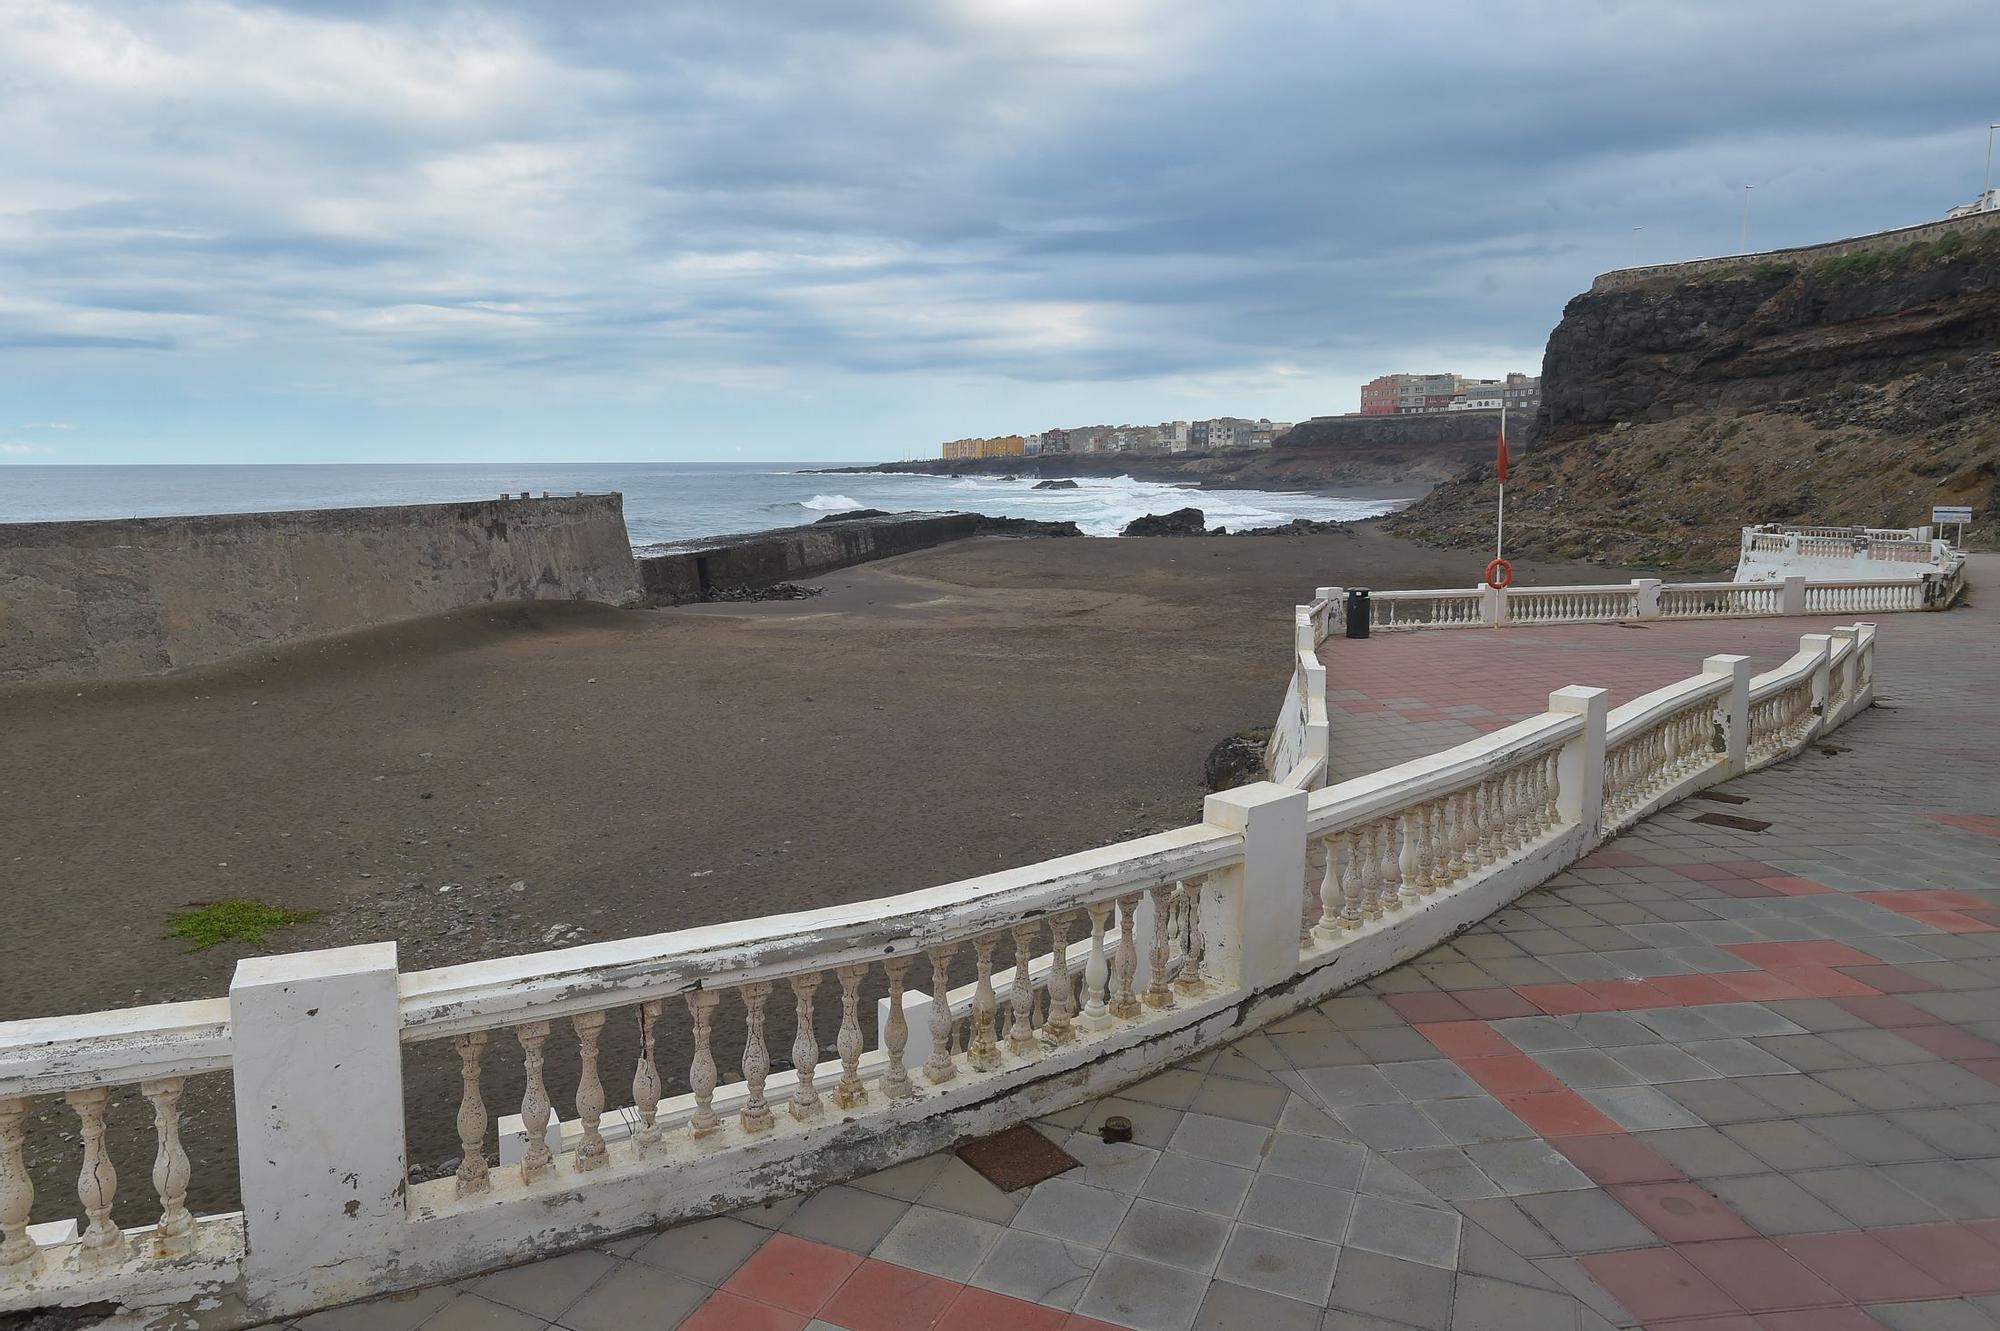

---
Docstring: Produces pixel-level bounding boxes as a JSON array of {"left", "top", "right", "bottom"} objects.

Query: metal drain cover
[{"left": 1692, "top": 811, "right": 1772, "bottom": 832}]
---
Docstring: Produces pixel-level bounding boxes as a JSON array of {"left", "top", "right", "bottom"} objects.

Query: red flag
[{"left": 1495, "top": 423, "right": 1510, "bottom": 485}]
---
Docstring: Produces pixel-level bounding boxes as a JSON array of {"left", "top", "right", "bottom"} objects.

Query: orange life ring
[{"left": 1485, "top": 558, "right": 1513, "bottom": 590}]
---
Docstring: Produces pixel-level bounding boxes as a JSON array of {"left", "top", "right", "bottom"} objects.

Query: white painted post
[
  {"left": 1781, "top": 576, "right": 1808, "bottom": 616},
  {"left": 1294, "top": 607, "right": 1314, "bottom": 655},
  {"left": 1480, "top": 586, "right": 1504, "bottom": 626},
  {"left": 231, "top": 944, "right": 406, "bottom": 1307},
  {"left": 1829, "top": 626, "right": 1859, "bottom": 719},
  {"left": 1314, "top": 589, "right": 1341, "bottom": 646},
  {"left": 1704, "top": 654, "right": 1753, "bottom": 774},
  {"left": 1633, "top": 578, "right": 1662, "bottom": 620},
  {"left": 1201, "top": 782, "right": 1307, "bottom": 993},
  {"left": 1800, "top": 634, "right": 1833, "bottom": 739},
  {"left": 1855, "top": 622, "right": 1878, "bottom": 703},
  {"left": 1548, "top": 687, "right": 1609, "bottom": 840}
]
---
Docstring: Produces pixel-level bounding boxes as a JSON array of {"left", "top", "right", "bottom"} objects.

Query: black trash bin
[{"left": 1345, "top": 587, "right": 1371, "bottom": 639}]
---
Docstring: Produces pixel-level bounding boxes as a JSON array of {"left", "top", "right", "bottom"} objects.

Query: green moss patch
[{"left": 167, "top": 899, "right": 320, "bottom": 951}]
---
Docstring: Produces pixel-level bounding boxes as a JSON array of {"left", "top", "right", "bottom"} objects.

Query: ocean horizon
[{"left": 0, "top": 461, "right": 1405, "bottom": 544}]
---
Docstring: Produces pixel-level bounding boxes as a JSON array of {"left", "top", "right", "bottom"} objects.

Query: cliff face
[
  {"left": 1391, "top": 218, "right": 2000, "bottom": 567},
  {"left": 822, "top": 437, "right": 1474, "bottom": 492}
]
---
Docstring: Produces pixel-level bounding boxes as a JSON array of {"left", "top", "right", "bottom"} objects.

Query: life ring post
[{"left": 1485, "top": 558, "right": 1513, "bottom": 590}]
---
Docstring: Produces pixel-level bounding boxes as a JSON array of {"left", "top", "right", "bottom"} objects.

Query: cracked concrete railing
[{"left": 1, "top": 617, "right": 1884, "bottom": 1327}]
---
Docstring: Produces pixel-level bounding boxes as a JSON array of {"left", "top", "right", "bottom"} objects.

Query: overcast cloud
[{"left": 2, "top": 0, "right": 1995, "bottom": 463}]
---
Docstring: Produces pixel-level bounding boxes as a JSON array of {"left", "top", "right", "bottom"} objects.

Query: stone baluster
[
  {"left": 790, "top": 975, "right": 823, "bottom": 1120},
  {"left": 1458, "top": 788, "right": 1481, "bottom": 876},
  {"left": 634, "top": 999, "right": 664, "bottom": 1154},
  {"left": 141, "top": 1078, "right": 193, "bottom": 1257},
  {"left": 1172, "top": 889, "right": 1207, "bottom": 994},
  {"left": 1352, "top": 822, "right": 1379, "bottom": 920},
  {"left": 1376, "top": 817, "right": 1404, "bottom": 909},
  {"left": 452, "top": 1033, "right": 490, "bottom": 1195},
  {"left": 573, "top": 1010, "right": 608, "bottom": 1171},
  {"left": 1145, "top": 885, "right": 1175, "bottom": 1008},
  {"left": 1426, "top": 799, "right": 1450, "bottom": 892},
  {"left": 1506, "top": 766, "right": 1530, "bottom": 851},
  {"left": 868, "top": 958, "right": 908, "bottom": 1098},
  {"left": 833, "top": 965, "right": 868, "bottom": 1110},
  {"left": 1046, "top": 914, "right": 1079, "bottom": 1037},
  {"left": 970, "top": 934, "right": 1001, "bottom": 1067},
  {"left": 1110, "top": 894, "right": 1142, "bottom": 1019},
  {"left": 1007, "top": 924, "right": 1039, "bottom": 1052},
  {"left": 1475, "top": 780, "right": 1500, "bottom": 865},
  {"left": 1300, "top": 838, "right": 1322, "bottom": 949},
  {"left": 687, "top": 991, "right": 723, "bottom": 1135},
  {"left": 64, "top": 1087, "right": 126, "bottom": 1264},
  {"left": 740, "top": 982, "right": 774, "bottom": 1133},
  {"left": 1082, "top": 902, "right": 1112, "bottom": 1028},
  {"left": 0, "top": 1099, "right": 37, "bottom": 1278},
  {"left": 1339, "top": 828, "right": 1365, "bottom": 929},
  {"left": 925, "top": 946, "right": 959, "bottom": 1083},
  {"left": 1313, "top": 836, "right": 1344, "bottom": 942},
  {"left": 517, "top": 1021, "right": 554, "bottom": 1180}
]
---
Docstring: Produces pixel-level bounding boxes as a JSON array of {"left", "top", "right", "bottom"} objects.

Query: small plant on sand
[{"left": 167, "top": 899, "right": 320, "bottom": 951}]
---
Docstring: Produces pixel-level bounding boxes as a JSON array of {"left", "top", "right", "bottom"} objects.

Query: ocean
[{"left": 0, "top": 462, "right": 1405, "bottom": 545}]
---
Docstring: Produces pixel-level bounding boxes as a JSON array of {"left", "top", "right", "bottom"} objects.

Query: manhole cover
[
  {"left": 1692, "top": 812, "right": 1772, "bottom": 832},
  {"left": 1692, "top": 791, "right": 1750, "bottom": 806},
  {"left": 956, "top": 1123, "right": 1080, "bottom": 1193}
]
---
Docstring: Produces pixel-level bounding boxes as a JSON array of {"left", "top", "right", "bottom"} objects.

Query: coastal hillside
[{"left": 1391, "top": 214, "right": 2000, "bottom": 568}]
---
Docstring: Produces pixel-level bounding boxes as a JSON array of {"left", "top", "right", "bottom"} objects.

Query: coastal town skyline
[{"left": 2, "top": 1, "right": 1996, "bottom": 467}]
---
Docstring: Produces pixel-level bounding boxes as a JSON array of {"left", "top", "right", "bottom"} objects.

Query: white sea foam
[{"left": 800, "top": 493, "right": 864, "bottom": 511}]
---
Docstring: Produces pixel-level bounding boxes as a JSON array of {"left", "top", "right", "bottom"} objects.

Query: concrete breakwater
[
  {"left": 636, "top": 510, "right": 982, "bottom": 604},
  {"left": 0, "top": 494, "right": 642, "bottom": 688}
]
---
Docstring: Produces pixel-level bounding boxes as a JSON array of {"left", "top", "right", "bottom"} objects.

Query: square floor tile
[
  {"left": 1463, "top": 1140, "right": 1594, "bottom": 1195},
  {"left": 782, "top": 1185, "right": 914, "bottom": 1254},
  {"left": 721, "top": 1232, "right": 863, "bottom": 1317},
  {"left": 1073, "top": 1252, "right": 1212, "bottom": 1331},
  {"left": 1343, "top": 1193, "right": 1460, "bottom": 1269},
  {"left": 966, "top": 1228, "right": 1099, "bottom": 1311},
  {"left": 1214, "top": 1223, "right": 1341, "bottom": 1304},
  {"left": 1014, "top": 1175, "right": 1133, "bottom": 1249},
  {"left": 1062, "top": 1134, "right": 1161, "bottom": 1195},
  {"left": 557, "top": 1262, "right": 708, "bottom": 1331},
  {"left": 1512, "top": 1189, "right": 1657, "bottom": 1254},
  {"left": 632, "top": 1215, "right": 770, "bottom": 1285},
  {"left": 817, "top": 1257, "right": 962, "bottom": 1331},
  {"left": 1577, "top": 1246, "right": 1740, "bottom": 1323},
  {"left": 1108, "top": 1198, "right": 1231, "bottom": 1273},
  {"left": 1339, "top": 1102, "right": 1453, "bottom": 1152},
  {"left": 1324, "top": 1246, "right": 1455, "bottom": 1329},
  {"left": 471, "top": 1248, "right": 618, "bottom": 1320},
  {"left": 1138, "top": 1151, "right": 1254, "bottom": 1217},
  {"left": 1776, "top": 1230, "right": 1952, "bottom": 1303},
  {"left": 1165, "top": 1113, "right": 1270, "bottom": 1169},
  {"left": 935, "top": 1285, "right": 1068, "bottom": 1331},
  {"left": 1189, "top": 1278, "right": 1324, "bottom": 1331},
  {"left": 1238, "top": 1172, "right": 1356, "bottom": 1244},
  {"left": 1259, "top": 1132, "right": 1365, "bottom": 1189},
  {"left": 415, "top": 1293, "right": 545, "bottom": 1331},
  {"left": 679, "top": 1291, "right": 809, "bottom": 1331},
  {"left": 1606, "top": 1181, "right": 1756, "bottom": 1242},
  {"left": 870, "top": 1206, "right": 1004, "bottom": 1283},
  {"left": 1676, "top": 1237, "right": 1844, "bottom": 1312}
]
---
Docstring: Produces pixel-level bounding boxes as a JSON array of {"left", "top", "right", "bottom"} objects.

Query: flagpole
[{"left": 1496, "top": 400, "right": 1506, "bottom": 561}]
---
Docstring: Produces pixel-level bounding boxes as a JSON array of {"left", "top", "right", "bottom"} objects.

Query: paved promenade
[{"left": 281, "top": 567, "right": 1997, "bottom": 1331}]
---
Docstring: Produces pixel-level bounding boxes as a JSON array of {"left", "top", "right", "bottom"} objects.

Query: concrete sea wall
[
  {"left": 0, "top": 494, "right": 642, "bottom": 687},
  {"left": 637, "top": 511, "right": 979, "bottom": 603}
]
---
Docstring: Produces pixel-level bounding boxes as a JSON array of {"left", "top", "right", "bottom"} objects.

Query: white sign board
[{"left": 1933, "top": 506, "right": 1974, "bottom": 524}]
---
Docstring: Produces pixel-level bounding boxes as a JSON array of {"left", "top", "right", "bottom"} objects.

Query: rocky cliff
[{"left": 1391, "top": 215, "right": 2000, "bottom": 567}]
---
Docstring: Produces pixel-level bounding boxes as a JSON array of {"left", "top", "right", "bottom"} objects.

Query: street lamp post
[
  {"left": 1738, "top": 184, "right": 1754, "bottom": 253},
  {"left": 1986, "top": 123, "right": 1999, "bottom": 201}
]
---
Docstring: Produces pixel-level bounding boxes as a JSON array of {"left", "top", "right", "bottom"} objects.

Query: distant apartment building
[
  {"left": 1161, "top": 420, "right": 1191, "bottom": 453},
  {"left": 1363, "top": 371, "right": 1538, "bottom": 416},
  {"left": 940, "top": 434, "right": 1027, "bottom": 460},
  {"left": 1189, "top": 417, "right": 1290, "bottom": 451},
  {"left": 1039, "top": 428, "right": 1070, "bottom": 454}
]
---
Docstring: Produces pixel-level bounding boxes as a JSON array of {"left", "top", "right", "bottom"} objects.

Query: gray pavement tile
[
  {"left": 468, "top": 1250, "right": 617, "bottom": 1321},
  {"left": 1139, "top": 1150, "right": 1256, "bottom": 1217},
  {"left": 1191, "top": 1074, "right": 1291, "bottom": 1126},
  {"left": 1349, "top": 1026, "right": 1444, "bottom": 1063},
  {"left": 1692, "top": 1002, "right": 1809, "bottom": 1038},
  {"left": 1804, "top": 1112, "right": 1942, "bottom": 1164},
  {"left": 1454, "top": 1222, "right": 1565, "bottom": 1291},
  {"left": 1530, "top": 1048, "right": 1638, "bottom": 1089},
  {"left": 1124, "top": 1068, "right": 1206, "bottom": 1108},
  {"left": 969, "top": 1228, "right": 1099, "bottom": 1310},
  {"left": 779, "top": 1184, "right": 912, "bottom": 1253},
  {"left": 1417, "top": 1097, "right": 1535, "bottom": 1146},
  {"left": 1572, "top": 1013, "right": 1666, "bottom": 1046},
  {"left": 1344, "top": 1194, "right": 1462, "bottom": 1269},
  {"left": 1762, "top": 997, "right": 1874, "bottom": 1031},
  {"left": 1894, "top": 1107, "right": 2000, "bottom": 1157},
  {"left": 1461, "top": 1140, "right": 1594, "bottom": 1196},
  {"left": 1260, "top": 1131, "right": 1367, "bottom": 1189},
  {"left": 419, "top": 1293, "right": 546, "bottom": 1331},
  {"left": 1791, "top": 1164, "right": 1949, "bottom": 1227},
  {"left": 1578, "top": 1084, "right": 1705, "bottom": 1131},
  {"left": 873, "top": 1204, "right": 1007, "bottom": 1280},
  {"left": 555, "top": 1263, "right": 707, "bottom": 1331},
  {"left": 1302, "top": 1065, "right": 1405, "bottom": 1108},
  {"left": 1360, "top": 1154, "right": 1452, "bottom": 1208},
  {"left": 1745, "top": 1032, "right": 1868, "bottom": 1072},
  {"left": 1681, "top": 1038, "right": 1797, "bottom": 1077},
  {"left": 1448, "top": 1273, "right": 1592, "bottom": 1331},
  {"left": 295, "top": 1286, "right": 459, "bottom": 1331},
  {"left": 1813, "top": 1066, "right": 1946, "bottom": 1113},
  {"left": 1238, "top": 1172, "right": 1357, "bottom": 1244},
  {"left": 1720, "top": 1120, "right": 1857, "bottom": 1172},
  {"left": 731, "top": 1193, "right": 804, "bottom": 1230},
  {"left": 914, "top": 1155, "right": 1026, "bottom": 1223},
  {"left": 1865, "top": 1299, "right": 1999, "bottom": 1331},
  {"left": 1382, "top": 1147, "right": 1502, "bottom": 1202},
  {"left": 1604, "top": 1043, "right": 1724, "bottom": 1083},
  {"left": 1381, "top": 1059, "right": 1484, "bottom": 1101},
  {"left": 629, "top": 1215, "right": 769, "bottom": 1284},
  {"left": 1269, "top": 1030, "right": 1369, "bottom": 1069},
  {"left": 1703, "top": 1171, "right": 1852, "bottom": 1235},
  {"left": 1165, "top": 1113, "right": 1269, "bottom": 1170},
  {"left": 1510, "top": 1190, "right": 1657, "bottom": 1255},
  {"left": 1013, "top": 1176, "right": 1134, "bottom": 1247},
  {"left": 1191, "top": 1277, "right": 1325, "bottom": 1331},
  {"left": 1074, "top": 1252, "right": 1213, "bottom": 1331},
  {"left": 1904, "top": 1062, "right": 2000, "bottom": 1107},
  {"left": 1660, "top": 1078, "right": 1783, "bottom": 1125},
  {"left": 1275, "top": 1096, "right": 1357, "bottom": 1141},
  {"left": 1491, "top": 1016, "right": 1590, "bottom": 1053},
  {"left": 1213, "top": 1223, "right": 1342, "bottom": 1305},
  {"left": 1339, "top": 1102, "right": 1455, "bottom": 1152},
  {"left": 1325, "top": 1247, "right": 1455, "bottom": 1329},
  {"left": 1452, "top": 1197, "right": 1564, "bottom": 1259},
  {"left": 847, "top": 1152, "right": 951, "bottom": 1202},
  {"left": 1630, "top": 1007, "right": 1729, "bottom": 1041},
  {"left": 1881, "top": 1159, "right": 2000, "bottom": 1220}
]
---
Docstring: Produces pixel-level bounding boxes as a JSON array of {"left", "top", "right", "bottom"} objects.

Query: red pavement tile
[
  {"left": 1874, "top": 1222, "right": 2000, "bottom": 1294},
  {"left": 721, "top": 1233, "right": 863, "bottom": 1316},
  {"left": 1673, "top": 864, "right": 1757, "bottom": 882},
  {"left": 1710, "top": 880, "right": 1785, "bottom": 900},
  {"left": 936, "top": 1287, "right": 1069, "bottom": 1331},
  {"left": 1579, "top": 1247, "right": 1743, "bottom": 1322},
  {"left": 1553, "top": 1133, "right": 1687, "bottom": 1186},
  {"left": 1578, "top": 979, "right": 1678, "bottom": 1011},
  {"left": 1929, "top": 813, "right": 2000, "bottom": 837},
  {"left": 1059, "top": 1318, "right": 1128, "bottom": 1331},
  {"left": 1517, "top": 983, "right": 1609, "bottom": 1015},
  {"left": 1724, "top": 941, "right": 1879, "bottom": 968},
  {"left": 1609, "top": 1182, "right": 1758, "bottom": 1243},
  {"left": 1767, "top": 966, "right": 1881, "bottom": 998},
  {"left": 1858, "top": 889, "right": 1989, "bottom": 912},
  {"left": 1649, "top": 974, "right": 1749, "bottom": 1008},
  {"left": 820, "top": 1259, "right": 964, "bottom": 1331},
  {"left": 1709, "top": 860, "right": 1780, "bottom": 878},
  {"left": 681, "top": 1291, "right": 811, "bottom": 1331},
  {"left": 1577, "top": 850, "right": 1648, "bottom": 868},
  {"left": 1644, "top": 1317, "right": 1761, "bottom": 1331},
  {"left": 1898, "top": 1025, "right": 2000, "bottom": 1060},
  {"left": 1385, "top": 991, "right": 1476, "bottom": 1023},
  {"left": 1449, "top": 987, "right": 1542, "bottom": 1019},
  {"left": 1903, "top": 909, "right": 2000, "bottom": 933},
  {"left": 1755, "top": 876, "right": 1838, "bottom": 897},
  {"left": 1961, "top": 1059, "right": 2000, "bottom": 1086},
  {"left": 1837, "top": 965, "right": 1942, "bottom": 994},
  {"left": 1715, "top": 971, "right": 1812, "bottom": 1002},
  {"left": 1776, "top": 1231, "right": 1952, "bottom": 1303},
  {"left": 1501, "top": 1090, "right": 1626, "bottom": 1138},
  {"left": 1676, "top": 1238, "right": 1845, "bottom": 1313},
  {"left": 1831, "top": 995, "right": 1942, "bottom": 1028},
  {"left": 1461, "top": 1054, "right": 1567, "bottom": 1097},
  {"left": 1414, "top": 1020, "right": 1515, "bottom": 1059}
]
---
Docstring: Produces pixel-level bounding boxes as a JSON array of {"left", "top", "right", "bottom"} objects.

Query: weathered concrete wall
[
  {"left": 637, "top": 511, "right": 979, "bottom": 603},
  {"left": 0, "top": 494, "right": 641, "bottom": 687},
  {"left": 1590, "top": 208, "right": 2000, "bottom": 292}
]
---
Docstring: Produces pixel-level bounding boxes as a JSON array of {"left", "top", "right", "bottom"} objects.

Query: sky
[{"left": 1, "top": 1, "right": 1996, "bottom": 466}]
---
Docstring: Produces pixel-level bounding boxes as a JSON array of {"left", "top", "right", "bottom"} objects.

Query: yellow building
[{"left": 941, "top": 435, "right": 1026, "bottom": 460}]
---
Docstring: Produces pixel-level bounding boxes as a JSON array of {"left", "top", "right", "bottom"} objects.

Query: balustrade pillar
[
  {"left": 1007, "top": 925, "right": 1039, "bottom": 1052},
  {"left": 739, "top": 982, "right": 774, "bottom": 1133},
  {"left": 1313, "top": 836, "right": 1344, "bottom": 942},
  {"left": 1047, "top": 914, "right": 1079, "bottom": 1037},
  {"left": 1110, "top": 894, "right": 1142, "bottom": 1019},
  {"left": 633, "top": 1001, "right": 664, "bottom": 1153},
  {"left": 0, "top": 1098, "right": 36, "bottom": 1277},
  {"left": 1172, "top": 888, "right": 1207, "bottom": 994},
  {"left": 1081, "top": 903, "right": 1112, "bottom": 1029},
  {"left": 452, "top": 1033, "right": 490, "bottom": 1195},
  {"left": 1145, "top": 885, "right": 1176, "bottom": 1008},
  {"left": 139, "top": 1078, "right": 193, "bottom": 1259},
  {"left": 1550, "top": 686, "right": 1609, "bottom": 839},
  {"left": 970, "top": 935, "right": 1002, "bottom": 1065},
  {"left": 517, "top": 1021, "right": 554, "bottom": 1178},
  {"left": 790, "top": 975, "right": 824, "bottom": 1120},
  {"left": 688, "top": 991, "right": 723, "bottom": 1135},
  {"left": 884, "top": 958, "right": 917, "bottom": 1097},
  {"left": 924, "top": 947, "right": 959, "bottom": 1083},
  {"left": 573, "top": 1010, "right": 608, "bottom": 1171},
  {"left": 833, "top": 965, "right": 868, "bottom": 1110},
  {"left": 65, "top": 1087, "right": 125, "bottom": 1265}
]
